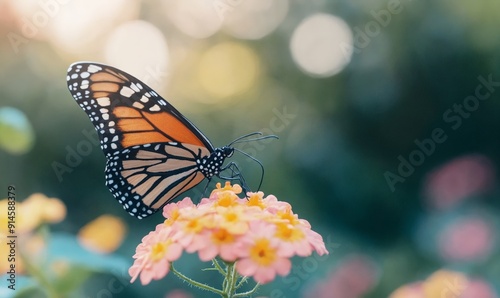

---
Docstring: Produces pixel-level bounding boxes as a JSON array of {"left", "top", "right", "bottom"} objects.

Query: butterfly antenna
[
  {"left": 233, "top": 148, "right": 265, "bottom": 191},
  {"left": 227, "top": 132, "right": 264, "bottom": 147},
  {"left": 229, "top": 134, "right": 279, "bottom": 146}
]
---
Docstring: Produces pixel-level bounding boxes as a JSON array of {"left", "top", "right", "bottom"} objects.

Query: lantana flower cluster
[{"left": 129, "top": 182, "right": 328, "bottom": 286}]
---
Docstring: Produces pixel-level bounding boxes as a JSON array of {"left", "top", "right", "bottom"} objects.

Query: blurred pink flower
[
  {"left": 129, "top": 226, "right": 183, "bottom": 285},
  {"left": 438, "top": 217, "right": 494, "bottom": 261},
  {"left": 424, "top": 155, "right": 495, "bottom": 210},
  {"left": 461, "top": 279, "right": 498, "bottom": 298},
  {"left": 304, "top": 254, "right": 378, "bottom": 298},
  {"left": 165, "top": 289, "right": 193, "bottom": 298},
  {"left": 236, "top": 221, "right": 292, "bottom": 284}
]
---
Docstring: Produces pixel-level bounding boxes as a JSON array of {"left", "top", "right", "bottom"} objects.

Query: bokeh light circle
[
  {"left": 290, "top": 13, "right": 353, "bottom": 77},
  {"left": 197, "top": 42, "right": 259, "bottom": 101},
  {"left": 0, "top": 107, "right": 35, "bottom": 154},
  {"left": 163, "top": 0, "right": 222, "bottom": 39},
  {"left": 43, "top": 0, "right": 139, "bottom": 55},
  {"left": 223, "top": 0, "right": 288, "bottom": 40},
  {"left": 104, "top": 20, "right": 169, "bottom": 89}
]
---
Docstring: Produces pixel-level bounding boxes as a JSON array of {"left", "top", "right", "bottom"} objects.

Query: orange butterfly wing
[{"left": 67, "top": 62, "right": 214, "bottom": 218}]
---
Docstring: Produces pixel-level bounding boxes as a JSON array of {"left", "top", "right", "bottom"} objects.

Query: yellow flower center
[
  {"left": 224, "top": 211, "right": 238, "bottom": 222},
  {"left": 185, "top": 218, "right": 204, "bottom": 233},
  {"left": 150, "top": 241, "right": 169, "bottom": 262},
  {"left": 216, "top": 192, "right": 237, "bottom": 207},
  {"left": 170, "top": 209, "right": 180, "bottom": 220},
  {"left": 211, "top": 182, "right": 242, "bottom": 196},
  {"left": 211, "top": 228, "right": 235, "bottom": 244},
  {"left": 246, "top": 194, "right": 265, "bottom": 209},
  {"left": 249, "top": 238, "right": 276, "bottom": 266},
  {"left": 164, "top": 209, "right": 180, "bottom": 226},
  {"left": 275, "top": 223, "right": 304, "bottom": 242},
  {"left": 277, "top": 210, "right": 299, "bottom": 225}
]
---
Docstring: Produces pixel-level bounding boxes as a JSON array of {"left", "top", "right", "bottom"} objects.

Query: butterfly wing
[
  {"left": 67, "top": 62, "right": 213, "bottom": 218},
  {"left": 106, "top": 142, "right": 208, "bottom": 218}
]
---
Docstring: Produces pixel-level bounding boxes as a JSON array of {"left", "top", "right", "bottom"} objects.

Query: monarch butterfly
[{"left": 66, "top": 62, "right": 274, "bottom": 219}]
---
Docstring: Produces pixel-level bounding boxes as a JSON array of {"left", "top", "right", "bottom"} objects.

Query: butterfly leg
[
  {"left": 201, "top": 178, "right": 212, "bottom": 198},
  {"left": 218, "top": 162, "right": 251, "bottom": 195}
]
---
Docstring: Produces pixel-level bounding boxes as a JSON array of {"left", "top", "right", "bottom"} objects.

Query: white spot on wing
[
  {"left": 87, "top": 64, "right": 102, "bottom": 73},
  {"left": 97, "top": 97, "right": 111, "bottom": 107},
  {"left": 120, "top": 86, "right": 134, "bottom": 97},
  {"left": 133, "top": 102, "right": 144, "bottom": 109},
  {"left": 130, "top": 83, "right": 140, "bottom": 92}
]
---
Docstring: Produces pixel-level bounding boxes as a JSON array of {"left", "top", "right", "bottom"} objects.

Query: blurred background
[{"left": 1, "top": 0, "right": 500, "bottom": 297}]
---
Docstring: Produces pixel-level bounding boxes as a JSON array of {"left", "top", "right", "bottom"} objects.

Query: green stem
[
  {"left": 212, "top": 258, "right": 226, "bottom": 276},
  {"left": 227, "top": 263, "right": 238, "bottom": 296},
  {"left": 21, "top": 225, "right": 61, "bottom": 298},
  {"left": 233, "top": 282, "right": 261, "bottom": 298},
  {"left": 235, "top": 276, "right": 248, "bottom": 289},
  {"left": 170, "top": 264, "right": 224, "bottom": 296},
  {"left": 171, "top": 260, "right": 260, "bottom": 298}
]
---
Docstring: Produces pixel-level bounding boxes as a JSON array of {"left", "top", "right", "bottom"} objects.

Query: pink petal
[
  {"left": 140, "top": 270, "right": 153, "bottom": 285},
  {"left": 185, "top": 234, "right": 206, "bottom": 253},
  {"left": 236, "top": 258, "right": 258, "bottom": 276},
  {"left": 199, "top": 245, "right": 218, "bottom": 261},
  {"left": 278, "top": 243, "right": 296, "bottom": 258},
  {"left": 273, "top": 258, "right": 292, "bottom": 276},
  {"left": 178, "top": 197, "right": 195, "bottom": 208},
  {"left": 129, "top": 263, "right": 142, "bottom": 283},
  {"left": 166, "top": 243, "right": 183, "bottom": 261},
  {"left": 219, "top": 245, "right": 238, "bottom": 262},
  {"left": 253, "top": 267, "right": 276, "bottom": 284},
  {"left": 307, "top": 230, "right": 329, "bottom": 255},
  {"left": 294, "top": 241, "right": 313, "bottom": 257},
  {"left": 152, "top": 260, "right": 170, "bottom": 279}
]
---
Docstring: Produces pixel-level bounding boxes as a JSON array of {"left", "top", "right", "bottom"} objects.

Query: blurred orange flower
[
  {"left": 78, "top": 214, "right": 127, "bottom": 254},
  {"left": 0, "top": 193, "right": 66, "bottom": 274},
  {"left": 17, "top": 193, "right": 67, "bottom": 233},
  {"left": 423, "top": 270, "right": 468, "bottom": 298},
  {"left": 390, "top": 269, "right": 498, "bottom": 298}
]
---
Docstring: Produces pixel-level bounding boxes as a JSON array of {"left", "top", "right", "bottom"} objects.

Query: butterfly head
[{"left": 220, "top": 146, "right": 235, "bottom": 158}]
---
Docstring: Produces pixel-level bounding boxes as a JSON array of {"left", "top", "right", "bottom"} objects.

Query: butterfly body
[{"left": 66, "top": 62, "right": 238, "bottom": 219}]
